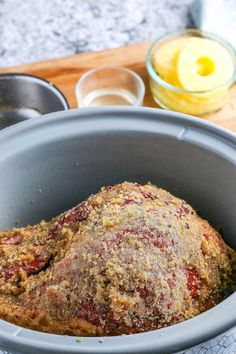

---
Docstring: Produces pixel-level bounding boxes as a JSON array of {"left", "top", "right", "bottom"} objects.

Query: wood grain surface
[{"left": 0, "top": 42, "right": 236, "bottom": 132}]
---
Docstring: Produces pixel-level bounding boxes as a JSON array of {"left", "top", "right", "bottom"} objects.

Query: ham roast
[{"left": 0, "top": 182, "right": 235, "bottom": 336}]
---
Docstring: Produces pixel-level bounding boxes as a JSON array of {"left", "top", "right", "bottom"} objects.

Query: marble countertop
[{"left": 0, "top": 0, "right": 193, "bottom": 67}]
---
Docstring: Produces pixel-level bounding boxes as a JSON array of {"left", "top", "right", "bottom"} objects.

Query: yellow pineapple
[{"left": 177, "top": 38, "right": 234, "bottom": 91}]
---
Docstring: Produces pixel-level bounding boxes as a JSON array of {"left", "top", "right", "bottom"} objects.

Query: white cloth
[{"left": 191, "top": 0, "right": 236, "bottom": 49}]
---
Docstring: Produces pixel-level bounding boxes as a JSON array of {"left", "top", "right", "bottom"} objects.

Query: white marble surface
[{"left": 0, "top": 0, "right": 194, "bottom": 67}]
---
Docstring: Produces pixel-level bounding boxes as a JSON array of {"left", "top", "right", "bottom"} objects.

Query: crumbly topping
[{"left": 0, "top": 182, "right": 235, "bottom": 336}]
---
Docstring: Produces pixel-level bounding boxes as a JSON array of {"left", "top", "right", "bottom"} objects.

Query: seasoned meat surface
[{"left": 0, "top": 182, "right": 235, "bottom": 336}]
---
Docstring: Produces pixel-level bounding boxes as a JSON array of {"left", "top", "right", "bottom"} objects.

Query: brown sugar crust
[{"left": 0, "top": 182, "right": 235, "bottom": 336}]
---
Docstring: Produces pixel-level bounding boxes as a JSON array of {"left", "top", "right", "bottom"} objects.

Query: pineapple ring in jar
[
  {"left": 152, "top": 38, "right": 190, "bottom": 84},
  {"left": 177, "top": 38, "right": 234, "bottom": 91},
  {"left": 149, "top": 33, "right": 235, "bottom": 115}
]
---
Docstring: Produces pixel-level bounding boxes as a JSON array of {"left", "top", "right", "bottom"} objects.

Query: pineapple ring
[
  {"left": 177, "top": 38, "right": 234, "bottom": 91},
  {"left": 152, "top": 38, "right": 191, "bottom": 82}
]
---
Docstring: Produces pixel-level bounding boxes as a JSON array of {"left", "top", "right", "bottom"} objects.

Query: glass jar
[{"left": 146, "top": 29, "right": 236, "bottom": 116}]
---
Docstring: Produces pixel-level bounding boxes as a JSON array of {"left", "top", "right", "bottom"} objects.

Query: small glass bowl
[
  {"left": 76, "top": 66, "right": 145, "bottom": 107},
  {"left": 146, "top": 29, "right": 236, "bottom": 116}
]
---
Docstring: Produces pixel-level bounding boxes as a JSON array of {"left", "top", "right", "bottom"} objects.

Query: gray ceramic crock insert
[{"left": 0, "top": 107, "right": 235, "bottom": 354}]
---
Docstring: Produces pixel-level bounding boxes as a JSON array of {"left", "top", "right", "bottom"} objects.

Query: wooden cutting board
[{"left": 1, "top": 42, "right": 236, "bottom": 132}]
